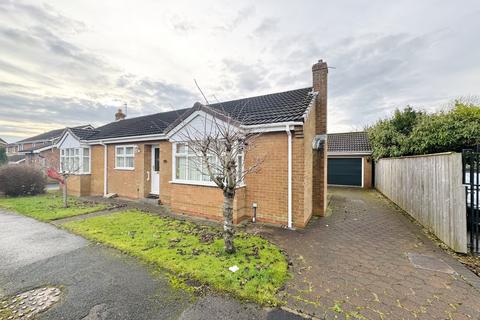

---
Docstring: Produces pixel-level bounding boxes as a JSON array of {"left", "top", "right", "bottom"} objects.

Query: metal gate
[{"left": 463, "top": 149, "right": 480, "bottom": 254}]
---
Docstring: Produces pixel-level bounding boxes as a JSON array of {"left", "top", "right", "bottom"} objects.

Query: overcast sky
[{"left": 1, "top": 0, "right": 479, "bottom": 142}]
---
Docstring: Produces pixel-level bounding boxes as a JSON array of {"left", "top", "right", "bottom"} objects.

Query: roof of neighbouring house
[
  {"left": 8, "top": 154, "right": 25, "bottom": 163},
  {"left": 20, "top": 141, "right": 54, "bottom": 153},
  {"left": 84, "top": 87, "right": 315, "bottom": 140},
  {"left": 16, "top": 125, "right": 94, "bottom": 144},
  {"left": 0, "top": 138, "right": 7, "bottom": 145},
  {"left": 328, "top": 132, "right": 372, "bottom": 153}
]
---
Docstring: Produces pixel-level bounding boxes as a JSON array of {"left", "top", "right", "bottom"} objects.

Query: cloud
[
  {"left": 253, "top": 17, "right": 278, "bottom": 37},
  {"left": 214, "top": 5, "right": 256, "bottom": 32}
]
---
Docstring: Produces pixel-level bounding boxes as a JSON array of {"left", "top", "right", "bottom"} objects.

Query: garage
[
  {"left": 327, "top": 132, "right": 373, "bottom": 188},
  {"left": 328, "top": 158, "right": 362, "bottom": 186}
]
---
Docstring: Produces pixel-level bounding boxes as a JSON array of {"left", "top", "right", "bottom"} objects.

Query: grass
[
  {"left": 0, "top": 192, "right": 109, "bottom": 221},
  {"left": 64, "top": 210, "right": 289, "bottom": 305}
]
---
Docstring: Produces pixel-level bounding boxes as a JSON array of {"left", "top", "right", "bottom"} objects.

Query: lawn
[
  {"left": 0, "top": 193, "right": 109, "bottom": 221},
  {"left": 64, "top": 210, "right": 289, "bottom": 305}
]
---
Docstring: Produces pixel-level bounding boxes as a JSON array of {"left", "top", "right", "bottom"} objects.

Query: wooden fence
[{"left": 375, "top": 152, "right": 467, "bottom": 253}]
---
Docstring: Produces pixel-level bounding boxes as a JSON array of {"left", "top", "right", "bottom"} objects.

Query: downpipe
[
  {"left": 100, "top": 141, "right": 108, "bottom": 197},
  {"left": 286, "top": 125, "right": 293, "bottom": 229}
]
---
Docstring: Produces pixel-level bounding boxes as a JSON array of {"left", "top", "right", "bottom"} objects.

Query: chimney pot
[{"left": 115, "top": 108, "right": 126, "bottom": 121}]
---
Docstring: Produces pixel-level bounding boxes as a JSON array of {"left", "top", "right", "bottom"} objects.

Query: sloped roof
[
  {"left": 16, "top": 125, "right": 93, "bottom": 143},
  {"left": 207, "top": 87, "right": 314, "bottom": 125},
  {"left": 328, "top": 132, "right": 372, "bottom": 153},
  {"left": 20, "top": 141, "right": 54, "bottom": 153},
  {"left": 85, "top": 87, "right": 315, "bottom": 141},
  {"left": 0, "top": 138, "right": 7, "bottom": 145},
  {"left": 70, "top": 127, "right": 98, "bottom": 140},
  {"left": 85, "top": 109, "right": 190, "bottom": 140}
]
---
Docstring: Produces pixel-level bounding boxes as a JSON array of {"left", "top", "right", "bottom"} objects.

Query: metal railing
[{"left": 463, "top": 148, "right": 480, "bottom": 254}]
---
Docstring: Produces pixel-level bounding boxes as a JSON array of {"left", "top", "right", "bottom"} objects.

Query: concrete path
[
  {"left": 0, "top": 210, "right": 302, "bottom": 320},
  {"left": 250, "top": 188, "right": 480, "bottom": 319}
]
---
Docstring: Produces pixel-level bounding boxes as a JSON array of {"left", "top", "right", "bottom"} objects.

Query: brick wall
[
  {"left": 243, "top": 132, "right": 289, "bottom": 226},
  {"left": 67, "top": 175, "right": 91, "bottom": 196}
]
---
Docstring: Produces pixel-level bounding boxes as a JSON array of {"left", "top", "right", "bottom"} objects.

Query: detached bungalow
[{"left": 58, "top": 60, "right": 329, "bottom": 228}]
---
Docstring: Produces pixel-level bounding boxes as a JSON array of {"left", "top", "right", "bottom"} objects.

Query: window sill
[
  {"left": 169, "top": 180, "right": 217, "bottom": 187},
  {"left": 169, "top": 180, "right": 246, "bottom": 188},
  {"left": 114, "top": 167, "right": 135, "bottom": 171}
]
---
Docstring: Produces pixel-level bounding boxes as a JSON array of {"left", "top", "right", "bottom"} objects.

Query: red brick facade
[{"left": 66, "top": 61, "right": 329, "bottom": 228}]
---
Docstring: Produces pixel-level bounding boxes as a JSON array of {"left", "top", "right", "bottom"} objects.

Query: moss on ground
[
  {"left": 64, "top": 210, "right": 289, "bottom": 305},
  {"left": 0, "top": 192, "right": 109, "bottom": 221}
]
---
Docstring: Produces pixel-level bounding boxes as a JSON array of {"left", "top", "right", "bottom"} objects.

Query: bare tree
[
  {"left": 177, "top": 104, "right": 263, "bottom": 253},
  {"left": 46, "top": 151, "right": 81, "bottom": 208}
]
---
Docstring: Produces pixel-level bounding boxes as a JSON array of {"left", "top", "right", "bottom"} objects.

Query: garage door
[{"left": 328, "top": 158, "right": 362, "bottom": 186}]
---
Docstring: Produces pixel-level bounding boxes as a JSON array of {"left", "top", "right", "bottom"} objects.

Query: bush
[
  {"left": 368, "top": 103, "right": 480, "bottom": 159},
  {"left": 0, "top": 147, "right": 6, "bottom": 166},
  {"left": 0, "top": 165, "right": 46, "bottom": 196}
]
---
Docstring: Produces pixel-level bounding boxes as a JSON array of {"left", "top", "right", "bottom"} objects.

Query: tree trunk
[
  {"left": 63, "top": 179, "right": 68, "bottom": 208},
  {"left": 223, "top": 189, "right": 236, "bottom": 254}
]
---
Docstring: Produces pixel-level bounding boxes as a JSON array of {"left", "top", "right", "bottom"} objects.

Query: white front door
[{"left": 151, "top": 146, "right": 160, "bottom": 195}]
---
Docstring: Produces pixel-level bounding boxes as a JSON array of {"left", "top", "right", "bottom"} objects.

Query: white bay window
[
  {"left": 172, "top": 142, "right": 244, "bottom": 185},
  {"left": 60, "top": 147, "right": 91, "bottom": 174}
]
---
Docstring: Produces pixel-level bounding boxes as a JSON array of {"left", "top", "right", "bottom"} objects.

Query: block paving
[{"left": 249, "top": 188, "right": 480, "bottom": 319}]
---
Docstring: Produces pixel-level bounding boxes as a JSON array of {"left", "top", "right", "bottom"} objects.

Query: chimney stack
[
  {"left": 115, "top": 108, "right": 126, "bottom": 121},
  {"left": 312, "top": 59, "right": 328, "bottom": 134},
  {"left": 311, "top": 59, "right": 328, "bottom": 217}
]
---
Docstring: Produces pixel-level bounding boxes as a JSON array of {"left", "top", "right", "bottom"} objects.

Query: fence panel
[{"left": 375, "top": 152, "right": 467, "bottom": 253}]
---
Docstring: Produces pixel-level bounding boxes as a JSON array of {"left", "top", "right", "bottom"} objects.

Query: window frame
[
  {"left": 171, "top": 142, "right": 245, "bottom": 187},
  {"left": 60, "top": 146, "right": 91, "bottom": 175},
  {"left": 115, "top": 145, "right": 135, "bottom": 170}
]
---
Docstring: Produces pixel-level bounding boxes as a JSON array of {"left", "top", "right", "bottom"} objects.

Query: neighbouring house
[
  {"left": 7, "top": 154, "right": 25, "bottom": 165},
  {"left": 12, "top": 125, "right": 94, "bottom": 170},
  {"left": 327, "top": 131, "right": 373, "bottom": 188},
  {"left": 0, "top": 138, "right": 7, "bottom": 148},
  {"left": 57, "top": 60, "right": 329, "bottom": 228}
]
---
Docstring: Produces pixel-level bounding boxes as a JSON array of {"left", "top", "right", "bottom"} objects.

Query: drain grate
[
  {"left": 407, "top": 253, "right": 456, "bottom": 274},
  {"left": 0, "top": 287, "right": 62, "bottom": 319}
]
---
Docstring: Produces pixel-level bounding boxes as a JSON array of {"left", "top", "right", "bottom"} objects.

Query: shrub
[
  {"left": 0, "top": 147, "right": 6, "bottom": 166},
  {"left": 0, "top": 165, "right": 46, "bottom": 196},
  {"left": 368, "top": 103, "right": 480, "bottom": 159}
]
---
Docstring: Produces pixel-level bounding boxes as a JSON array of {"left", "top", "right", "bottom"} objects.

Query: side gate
[{"left": 463, "top": 149, "right": 480, "bottom": 254}]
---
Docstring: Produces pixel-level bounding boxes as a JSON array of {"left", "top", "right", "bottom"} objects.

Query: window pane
[
  {"left": 83, "top": 148, "right": 90, "bottom": 156},
  {"left": 237, "top": 155, "right": 243, "bottom": 181},
  {"left": 125, "top": 147, "right": 134, "bottom": 155},
  {"left": 116, "top": 156, "right": 124, "bottom": 168},
  {"left": 176, "top": 143, "right": 186, "bottom": 153},
  {"left": 176, "top": 156, "right": 186, "bottom": 179},
  {"left": 83, "top": 157, "right": 89, "bottom": 173},
  {"left": 117, "top": 147, "right": 124, "bottom": 155},
  {"left": 75, "top": 149, "right": 80, "bottom": 156},
  {"left": 154, "top": 148, "right": 160, "bottom": 172},
  {"left": 125, "top": 156, "right": 134, "bottom": 168},
  {"left": 188, "top": 156, "right": 202, "bottom": 181},
  {"left": 73, "top": 156, "right": 79, "bottom": 171}
]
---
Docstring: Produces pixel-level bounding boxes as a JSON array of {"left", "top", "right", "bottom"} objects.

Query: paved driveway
[
  {"left": 0, "top": 210, "right": 301, "bottom": 320},
  {"left": 250, "top": 188, "right": 480, "bottom": 319}
]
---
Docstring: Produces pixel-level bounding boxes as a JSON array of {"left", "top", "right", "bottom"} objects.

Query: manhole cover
[
  {"left": 0, "top": 287, "right": 62, "bottom": 319},
  {"left": 407, "top": 253, "right": 456, "bottom": 274}
]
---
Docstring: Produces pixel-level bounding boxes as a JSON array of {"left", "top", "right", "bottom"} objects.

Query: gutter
[
  {"left": 286, "top": 125, "right": 293, "bottom": 229},
  {"left": 100, "top": 141, "right": 108, "bottom": 196}
]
